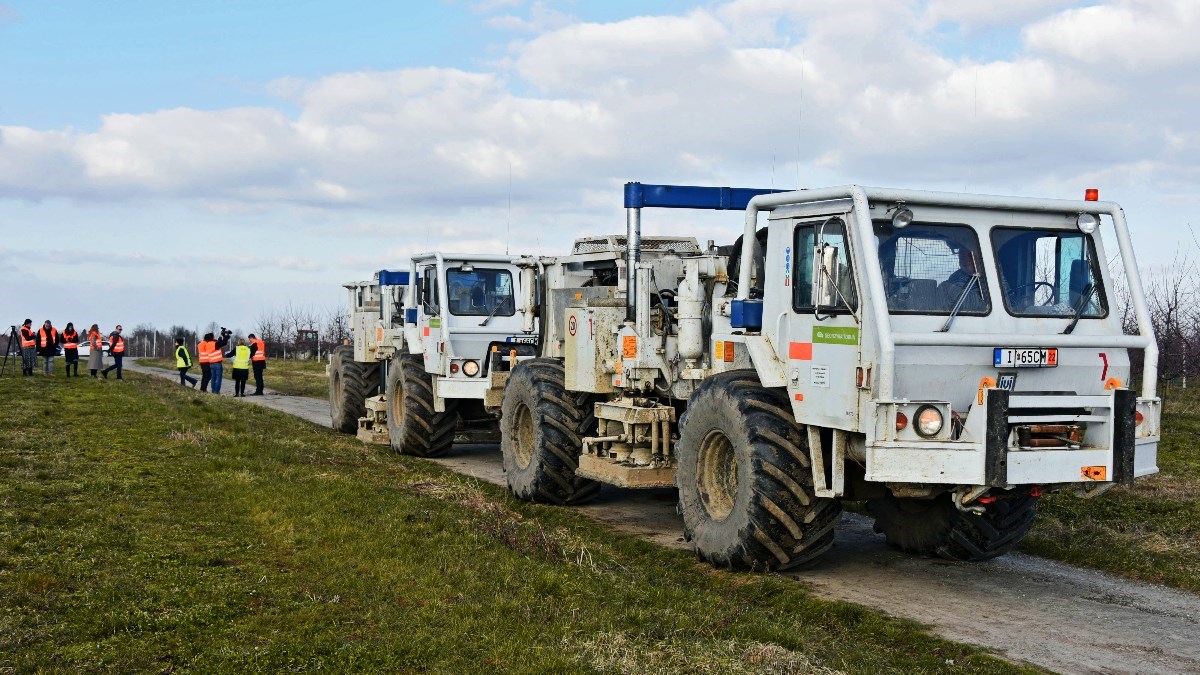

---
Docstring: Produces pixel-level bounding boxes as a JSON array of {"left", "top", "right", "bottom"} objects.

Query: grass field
[
  {"left": 135, "top": 355, "right": 1200, "bottom": 594},
  {"left": 0, "top": 373, "right": 1034, "bottom": 673},
  {"left": 137, "top": 356, "right": 331, "bottom": 399},
  {"left": 1022, "top": 385, "right": 1200, "bottom": 592}
]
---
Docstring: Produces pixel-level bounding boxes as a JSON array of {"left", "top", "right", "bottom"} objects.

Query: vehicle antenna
[{"left": 507, "top": 162, "right": 512, "bottom": 256}]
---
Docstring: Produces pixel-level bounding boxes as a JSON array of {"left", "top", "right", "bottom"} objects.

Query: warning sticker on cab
[{"left": 622, "top": 335, "right": 637, "bottom": 358}]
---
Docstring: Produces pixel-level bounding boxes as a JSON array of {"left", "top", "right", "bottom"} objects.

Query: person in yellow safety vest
[
  {"left": 197, "top": 333, "right": 216, "bottom": 392},
  {"left": 224, "top": 338, "right": 252, "bottom": 397},
  {"left": 175, "top": 337, "right": 198, "bottom": 388},
  {"left": 248, "top": 334, "right": 267, "bottom": 395},
  {"left": 19, "top": 319, "right": 36, "bottom": 376}
]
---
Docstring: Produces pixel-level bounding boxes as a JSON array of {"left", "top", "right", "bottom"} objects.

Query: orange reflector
[
  {"left": 1135, "top": 410, "right": 1145, "bottom": 425},
  {"left": 1085, "top": 188, "right": 1099, "bottom": 201},
  {"left": 977, "top": 496, "right": 997, "bottom": 504},
  {"left": 1105, "top": 377, "right": 1124, "bottom": 390},
  {"left": 491, "top": 345, "right": 499, "bottom": 352},
  {"left": 723, "top": 341, "right": 735, "bottom": 363},
  {"left": 1081, "top": 465, "right": 1107, "bottom": 480},
  {"left": 1029, "top": 486, "right": 1043, "bottom": 498},
  {"left": 895, "top": 411, "right": 908, "bottom": 431},
  {"left": 794, "top": 393, "right": 804, "bottom": 402},
  {"left": 509, "top": 350, "right": 517, "bottom": 358},
  {"left": 855, "top": 367, "right": 864, "bottom": 388}
]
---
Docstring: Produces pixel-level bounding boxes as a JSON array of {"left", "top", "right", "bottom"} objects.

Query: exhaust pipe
[{"left": 626, "top": 205, "right": 640, "bottom": 323}]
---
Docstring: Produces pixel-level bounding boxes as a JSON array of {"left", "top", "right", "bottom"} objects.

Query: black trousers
[
  {"left": 232, "top": 369, "right": 249, "bottom": 396},
  {"left": 178, "top": 366, "right": 197, "bottom": 387},
  {"left": 199, "top": 363, "right": 212, "bottom": 392},
  {"left": 252, "top": 361, "right": 265, "bottom": 394}
]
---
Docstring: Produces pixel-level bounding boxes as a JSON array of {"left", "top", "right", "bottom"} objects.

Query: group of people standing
[
  {"left": 174, "top": 331, "right": 267, "bottom": 397},
  {"left": 17, "top": 319, "right": 126, "bottom": 379}
]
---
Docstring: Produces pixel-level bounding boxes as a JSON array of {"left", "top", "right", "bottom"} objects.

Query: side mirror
[{"left": 811, "top": 243, "right": 840, "bottom": 309}]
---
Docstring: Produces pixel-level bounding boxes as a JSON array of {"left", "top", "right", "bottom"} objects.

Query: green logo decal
[
  {"left": 812, "top": 326, "right": 858, "bottom": 345},
  {"left": 428, "top": 317, "right": 442, "bottom": 329}
]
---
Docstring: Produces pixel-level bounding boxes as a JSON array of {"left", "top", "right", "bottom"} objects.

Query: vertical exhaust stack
[{"left": 624, "top": 183, "right": 643, "bottom": 324}]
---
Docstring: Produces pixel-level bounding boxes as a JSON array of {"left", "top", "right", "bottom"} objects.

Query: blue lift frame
[{"left": 621, "top": 182, "right": 784, "bottom": 327}]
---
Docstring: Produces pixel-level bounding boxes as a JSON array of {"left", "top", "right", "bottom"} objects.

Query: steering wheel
[{"left": 1007, "top": 281, "right": 1056, "bottom": 308}]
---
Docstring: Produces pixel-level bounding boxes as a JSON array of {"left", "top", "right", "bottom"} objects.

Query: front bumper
[{"left": 865, "top": 388, "right": 1160, "bottom": 486}]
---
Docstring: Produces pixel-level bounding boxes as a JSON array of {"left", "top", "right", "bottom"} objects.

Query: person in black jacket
[
  {"left": 175, "top": 337, "right": 198, "bottom": 388},
  {"left": 36, "top": 319, "right": 60, "bottom": 376}
]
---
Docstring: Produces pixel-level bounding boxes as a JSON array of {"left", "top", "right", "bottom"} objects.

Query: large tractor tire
[
  {"left": 329, "top": 345, "right": 376, "bottom": 434},
  {"left": 385, "top": 354, "right": 459, "bottom": 457},
  {"left": 867, "top": 491, "right": 1037, "bottom": 561},
  {"left": 501, "top": 358, "right": 600, "bottom": 505},
  {"left": 676, "top": 370, "right": 842, "bottom": 571}
]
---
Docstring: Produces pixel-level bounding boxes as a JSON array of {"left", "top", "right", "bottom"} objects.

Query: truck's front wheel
[
  {"left": 501, "top": 358, "right": 600, "bottom": 505},
  {"left": 329, "top": 345, "right": 376, "bottom": 434},
  {"left": 868, "top": 491, "right": 1037, "bottom": 561},
  {"left": 676, "top": 370, "right": 841, "bottom": 571},
  {"left": 385, "top": 354, "right": 459, "bottom": 457}
]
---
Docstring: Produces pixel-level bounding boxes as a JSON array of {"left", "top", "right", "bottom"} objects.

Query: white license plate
[
  {"left": 994, "top": 348, "right": 1058, "bottom": 368},
  {"left": 507, "top": 336, "right": 537, "bottom": 344}
]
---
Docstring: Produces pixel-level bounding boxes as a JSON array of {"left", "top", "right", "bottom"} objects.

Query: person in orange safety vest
[
  {"left": 248, "top": 333, "right": 267, "bottom": 395},
  {"left": 36, "top": 319, "right": 60, "bottom": 376},
  {"left": 19, "top": 319, "right": 37, "bottom": 376}
]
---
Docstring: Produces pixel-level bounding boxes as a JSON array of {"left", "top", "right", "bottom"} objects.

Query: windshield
[
  {"left": 991, "top": 228, "right": 1106, "bottom": 318},
  {"left": 875, "top": 221, "right": 990, "bottom": 314},
  {"left": 446, "top": 268, "right": 515, "bottom": 317}
]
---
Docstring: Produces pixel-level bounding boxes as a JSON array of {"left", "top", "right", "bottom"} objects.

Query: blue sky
[{"left": 2, "top": 0, "right": 1197, "bottom": 334}]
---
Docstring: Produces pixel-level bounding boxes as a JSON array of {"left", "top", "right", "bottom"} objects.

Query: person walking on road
[
  {"left": 87, "top": 324, "right": 104, "bottom": 377},
  {"left": 101, "top": 325, "right": 126, "bottom": 379},
  {"left": 209, "top": 329, "right": 230, "bottom": 394},
  {"left": 61, "top": 322, "right": 81, "bottom": 377},
  {"left": 197, "top": 333, "right": 216, "bottom": 392},
  {"left": 36, "top": 319, "right": 60, "bottom": 375},
  {"left": 175, "top": 337, "right": 198, "bottom": 388},
  {"left": 19, "top": 319, "right": 36, "bottom": 376},
  {"left": 248, "top": 334, "right": 267, "bottom": 395},
  {"left": 226, "top": 338, "right": 251, "bottom": 397}
]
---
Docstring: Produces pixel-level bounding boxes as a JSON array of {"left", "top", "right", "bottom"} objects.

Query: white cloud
[
  {"left": 2, "top": 0, "right": 1198, "bottom": 313},
  {"left": 1024, "top": 0, "right": 1200, "bottom": 70}
]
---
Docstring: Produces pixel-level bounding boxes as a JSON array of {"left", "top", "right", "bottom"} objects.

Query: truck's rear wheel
[
  {"left": 501, "top": 358, "right": 600, "bottom": 505},
  {"left": 329, "top": 345, "right": 376, "bottom": 434},
  {"left": 868, "top": 491, "right": 1037, "bottom": 561},
  {"left": 385, "top": 354, "right": 458, "bottom": 457},
  {"left": 676, "top": 370, "right": 841, "bottom": 571}
]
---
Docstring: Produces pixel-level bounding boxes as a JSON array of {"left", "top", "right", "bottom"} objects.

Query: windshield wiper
[
  {"left": 479, "top": 301, "right": 503, "bottom": 327},
  {"left": 1062, "top": 283, "right": 1097, "bottom": 334},
  {"left": 940, "top": 273, "right": 981, "bottom": 333}
]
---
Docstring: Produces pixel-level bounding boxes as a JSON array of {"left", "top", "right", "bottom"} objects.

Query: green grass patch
[
  {"left": 137, "top": 356, "right": 330, "bottom": 398},
  {"left": 0, "top": 374, "right": 1033, "bottom": 673},
  {"left": 1022, "top": 384, "right": 1200, "bottom": 592}
]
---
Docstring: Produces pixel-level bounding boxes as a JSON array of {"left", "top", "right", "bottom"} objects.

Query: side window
[
  {"left": 421, "top": 266, "right": 438, "bottom": 312},
  {"left": 793, "top": 219, "right": 858, "bottom": 312}
]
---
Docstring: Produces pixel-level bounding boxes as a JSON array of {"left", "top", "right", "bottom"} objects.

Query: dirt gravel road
[{"left": 129, "top": 363, "right": 1200, "bottom": 674}]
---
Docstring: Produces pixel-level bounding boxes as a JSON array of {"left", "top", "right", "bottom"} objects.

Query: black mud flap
[
  {"left": 984, "top": 389, "right": 1010, "bottom": 487},
  {"left": 1112, "top": 388, "right": 1137, "bottom": 485}
]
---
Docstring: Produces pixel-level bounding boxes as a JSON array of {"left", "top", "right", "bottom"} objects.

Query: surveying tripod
[{"left": 1, "top": 325, "right": 20, "bottom": 377}]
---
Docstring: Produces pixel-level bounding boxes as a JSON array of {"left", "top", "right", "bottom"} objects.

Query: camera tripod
[{"left": 1, "top": 325, "right": 20, "bottom": 377}]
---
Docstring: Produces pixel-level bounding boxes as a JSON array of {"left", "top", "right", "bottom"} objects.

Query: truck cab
[{"left": 403, "top": 253, "right": 537, "bottom": 411}]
